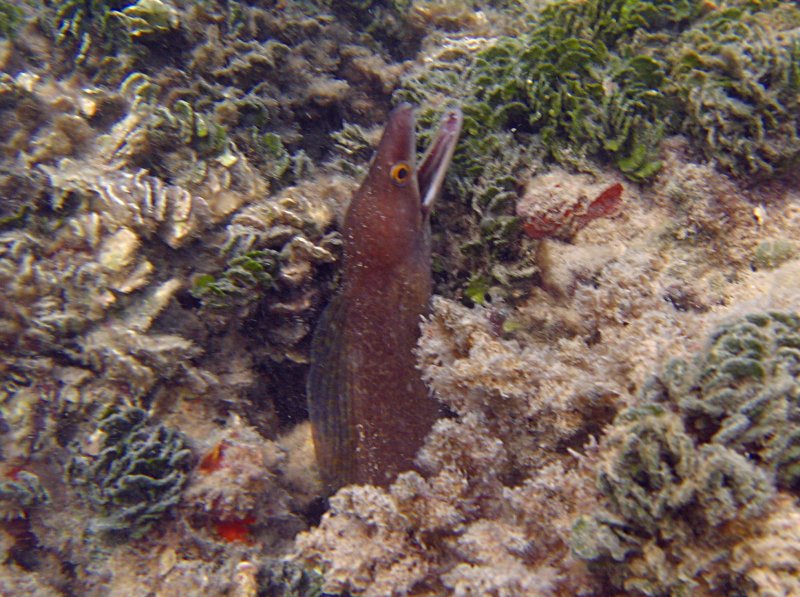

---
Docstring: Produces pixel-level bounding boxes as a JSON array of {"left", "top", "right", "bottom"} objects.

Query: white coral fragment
[
  {"left": 98, "top": 227, "right": 139, "bottom": 271},
  {"left": 43, "top": 160, "right": 211, "bottom": 248}
]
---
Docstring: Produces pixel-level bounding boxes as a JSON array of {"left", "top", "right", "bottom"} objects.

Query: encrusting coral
[
  {"left": 0, "top": 471, "right": 50, "bottom": 521},
  {"left": 571, "top": 405, "right": 775, "bottom": 594},
  {"left": 0, "top": 0, "right": 23, "bottom": 39},
  {"left": 669, "top": 2, "right": 800, "bottom": 178},
  {"left": 417, "top": 296, "right": 622, "bottom": 474},
  {"left": 66, "top": 407, "right": 192, "bottom": 541},
  {"left": 729, "top": 494, "right": 800, "bottom": 596},
  {"left": 663, "top": 311, "right": 800, "bottom": 490},
  {"left": 568, "top": 305, "right": 800, "bottom": 594},
  {"left": 46, "top": 0, "right": 180, "bottom": 66}
]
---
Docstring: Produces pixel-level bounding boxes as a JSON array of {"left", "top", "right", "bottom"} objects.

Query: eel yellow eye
[{"left": 390, "top": 162, "right": 412, "bottom": 186}]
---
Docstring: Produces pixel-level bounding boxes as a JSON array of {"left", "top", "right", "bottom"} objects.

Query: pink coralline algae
[{"left": 517, "top": 168, "right": 624, "bottom": 241}]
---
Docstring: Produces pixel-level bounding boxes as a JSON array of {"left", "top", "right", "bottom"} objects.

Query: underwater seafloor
[{"left": 2, "top": 0, "right": 800, "bottom": 595}]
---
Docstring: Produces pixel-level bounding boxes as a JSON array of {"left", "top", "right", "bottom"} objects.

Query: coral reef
[
  {"left": 293, "top": 114, "right": 800, "bottom": 596},
  {"left": 295, "top": 420, "right": 597, "bottom": 595},
  {"left": 45, "top": 160, "right": 215, "bottom": 249},
  {"left": 294, "top": 295, "right": 615, "bottom": 594},
  {"left": 395, "top": 0, "right": 670, "bottom": 299},
  {"left": 398, "top": 0, "right": 689, "bottom": 186},
  {"left": 404, "top": 0, "right": 800, "bottom": 185},
  {"left": 297, "top": 304, "right": 800, "bottom": 595},
  {"left": 394, "top": 0, "right": 800, "bottom": 300},
  {"left": 2, "top": 0, "right": 800, "bottom": 594},
  {"left": 47, "top": 0, "right": 179, "bottom": 66},
  {"left": 417, "top": 296, "right": 622, "bottom": 474}
]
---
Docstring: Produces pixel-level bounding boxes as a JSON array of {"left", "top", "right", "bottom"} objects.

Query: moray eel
[{"left": 307, "top": 104, "right": 462, "bottom": 492}]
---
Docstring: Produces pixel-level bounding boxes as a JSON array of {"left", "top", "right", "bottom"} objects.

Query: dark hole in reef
[
  {"left": 86, "top": 95, "right": 128, "bottom": 132},
  {"left": 554, "top": 390, "right": 618, "bottom": 454},
  {"left": 585, "top": 327, "right": 602, "bottom": 347},
  {"left": 663, "top": 283, "right": 709, "bottom": 313},
  {"left": 175, "top": 288, "right": 203, "bottom": 310},
  {"left": 683, "top": 411, "right": 721, "bottom": 445},
  {"left": 243, "top": 311, "right": 315, "bottom": 430},
  {"left": 132, "top": 29, "right": 192, "bottom": 69},
  {"left": 55, "top": 410, "right": 85, "bottom": 448},
  {"left": 302, "top": 496, "right": 328, "bottom": 528},
  {"left": 632, "top": 469, "right": 654, "bottom": 490},
  {"left": 5, "top": 518, "right": 40, "bottom": 570},
  {"left": 267, "top": 362, "right": 309, "bottom": 428},
  {"left": 326, "top": 1, "right": 424, "bottom": 62},
  {"left": 243, "top": 359, "right": 309, "bottom": 434},
  {"left": 581, "top": 555, "right": 628, "bottom": 595},
  {"left": 293, "top": 103, "right": 344, "bottom": 162}
]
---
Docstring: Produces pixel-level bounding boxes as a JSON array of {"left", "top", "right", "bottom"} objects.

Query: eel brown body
[{"left": 307, "top": 104, "right": 462, "bottom": 492}]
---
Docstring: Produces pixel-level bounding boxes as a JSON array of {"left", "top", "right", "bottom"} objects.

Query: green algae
[
  {"left": 0, "top": 0, "right": 24, "bottom": 38},
  {"left": 191, "top": 249, "right": 280, "bottom": 309}
]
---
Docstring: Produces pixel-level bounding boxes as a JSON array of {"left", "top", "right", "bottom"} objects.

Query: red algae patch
[{"left": 517, "top": 168, "right": 624, "bottom": 241}]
